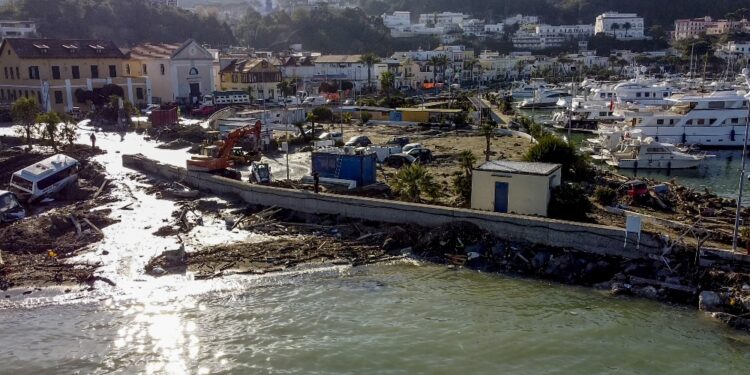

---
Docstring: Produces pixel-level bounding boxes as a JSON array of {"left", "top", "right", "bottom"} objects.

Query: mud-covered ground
[{"left": 0, "top": 137, "right": 118, "bottom": 291}]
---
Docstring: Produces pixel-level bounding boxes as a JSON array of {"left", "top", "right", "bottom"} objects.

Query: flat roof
[
  {"left": 475, "top": 160, "right": 561, "bottom": 176},
  {"left": 397, "top": 107, "right": 462, "bottom": 113},
  {"left": 13, "top": 154, "right": 79, "bottom": 181}
]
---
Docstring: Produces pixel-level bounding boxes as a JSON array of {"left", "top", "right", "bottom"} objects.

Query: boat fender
[{"left": 731, "top": 129, "right": 736, "bottom": 142}]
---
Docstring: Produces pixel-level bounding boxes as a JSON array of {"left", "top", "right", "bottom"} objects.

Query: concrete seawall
[{"left": 121, "top": 154, "right": 682, "bottom": 260}]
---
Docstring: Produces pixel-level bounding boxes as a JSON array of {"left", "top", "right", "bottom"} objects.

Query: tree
[
  {"left": 478, "top": 120, "right": 497, "bottom": 161},
  {"left": 36, "top": 112, "right": 62, "bottom": 151},
  {"left": 452, "top": 150, "right": 476, "bottom": 203},
  {"left": 312, "top": 106, "right": 333, "bottom": 122},
  {"left": 277, "top": 79, "right": 294, "bottom": 97},
  {"left": 622, "top": 22, "right": 632, "bottom": 37},
  {"left": 359, "top": 53, "right": 380, "bottom": 92},
  {"left": 360, "top": 112, "right": 372, "bottom": 125},
  {"left": 58, "top": 113, "right": 77, "bottom": 150},
  {"left": 379, "top": 71, "right": 395, "bottom": 100},
  {"left": 611, "top": 23, "right": 621, "bottom": 34},
  {"left": 464, "top": 58, "right": 478, "bottom": 83},
  {"left": 11, "top": 97, "right": 40, "bottom": 146},
  {"left": 306, "top": 112, "right": 318, "bottom": 141},
  {"left": 390, "top": 163, "right": 440, "bottom": 203},
  {"left": 523, "top": 135, "right": 590, "bottom": 181}
]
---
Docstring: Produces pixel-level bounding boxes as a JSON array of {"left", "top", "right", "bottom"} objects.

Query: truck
[{"left": 201, "top": 91, "right": 252, "bottom": 107}]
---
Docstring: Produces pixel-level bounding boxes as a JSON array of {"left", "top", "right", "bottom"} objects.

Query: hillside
[
  {"left": 361, "top": 0, "right": 750, "bottom": 27},
  {"left": 0, "top": 0, "right": 236, "bottom": 47}
]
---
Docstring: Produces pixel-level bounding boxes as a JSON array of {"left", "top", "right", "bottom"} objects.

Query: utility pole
[{"left": 732, "top": 68, "right": 750, "bottom": 252}]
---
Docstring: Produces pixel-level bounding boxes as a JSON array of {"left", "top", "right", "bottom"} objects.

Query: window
[
  {"left": 708, "top": 101, "right": 725, "bottom": 109},
  {"left": 54, "top": 90, "right": 63, "bottom": 104},
  {"left": 15, "top": 67, "right": 19, "bottom": 78},
  {"left": 669, "top": 119, "right": 675, "bottom": 125},
  {"left": 160, "top": 64, "right": 165, "bottom": 75},
  {"left": 3, "top": 67, "right": 7, "bottom": 79},
  {"left": 72, "top": 66, "right": 80, "bottom": 79},
  {"left": 108, "top": 65, "right": 117, "bottom": 78},
  {"left": 663, "top": 92, "right": 669, "bottom": 97},
  {"left": 709, "top": 118, "right": 717, "bottom": 125},
  {"left": 644, "top": 92, "right": 650, "bottom": 97},
  {"left": 732, "top": 118, "right": 740, "bottom": 124},
  {"left": 36, "top": 167, "right": 76, "bottom": 190},
  {"left": 9, "top": 67, "right": 14, "bottom": 79},
  {"left": 697, "top": 119, "right": 705, "bottom": 125},
  {"left": 143, "top": 64, "right": 147, "bottom": 75},
  {"left": 125, "top": 64, "right": 130, "bottom": 75},
  {"left": 136, "top": 87, "right": 143, "bottom": 100},
  {"left": 636, "top": 92, "right": 642, "bottom": 98},
  {"left": 90, "top": 65, "right": 99, "bottom": 78},
  {"left": 656, "top": 119, "right": 664, "bottom": 125},
  {"left": 28, "top": 66, "right": 39, "bottom": 79},
  {"left": 51, "top": 66, "right": 60, "bottom": 80},
  {"left": 686, "top": 119, "right": 693, "bottom": 125}
]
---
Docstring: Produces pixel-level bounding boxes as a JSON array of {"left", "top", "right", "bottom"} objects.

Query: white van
[
  {"left": 9, "top": 154, "right": 80, "bottom": 202},
  {"left": 302, "top": 96, "right": 327, "bottom": 107}
]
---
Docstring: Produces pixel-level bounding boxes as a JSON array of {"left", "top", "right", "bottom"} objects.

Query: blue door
[{"left": 494, "top": 182, "right": 509, "bottom": 213}]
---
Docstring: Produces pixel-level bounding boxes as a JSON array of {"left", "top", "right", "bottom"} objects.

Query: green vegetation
[
  {"left": 235, "top": 7, "right": 435, "bottom": 54},
  {"left": 594, "top": 186, "right": 617, "bottom": 206},
  {"left": 36, "top": 112, "right": 61, "bottom": 152},
  {"left": 452, "top": 150, "right": 476, "bottom": 204},
  {"left": 548, "top": 183, "right": 593, "bottom": 222},
  {"left": 478, "top": 120, "right": 497, "bottom": 162},
  {"left": 0, "top": 0, "right": 235, "bottom": 46},
  {"left": 390, "top": 163, "right": 440, "bottom": 203},
  {"left": 11, "top": 97, "right": 40, "bottom": 146},
  {"left": 523, "top": 135, "right": 591, "bottom": 181}
]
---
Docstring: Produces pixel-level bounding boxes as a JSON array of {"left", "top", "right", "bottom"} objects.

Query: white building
[
  {"left": 720, "top": 41, "right": 750, "bottom": 56},
  {"left": 512, "top": 24, "right": 593, "bottom": 50},
  {"left": 484, "top": 23, "right": 504, "bottom": 34},
  {"left": 312, "top": 55, "right": 369, "bottom": 91},
  {"left": 595, "top": 12, "right": 645, "bottom": 40},
  {"left": 0, "top": 21, "right": 36, "bottom": 39},
  {"left": 127, "top": 40, "right": 216, "bottom": 105},
  {"left": 536, "top": 24, "right": 594, "bottom": 39},
  {"left": 418, "top": 12, "right": 466, "bottom": 27},
  {"left": 382, "top": 11, "right": 412, "bottom": 28},
  {"left": 503, "top": 14, "right": 539, "bottom": 26},
  {"left": 471, "top": 160, "right": 562, "bottom": 216},
  {"left": 461, "top": 19, "right": 486, "bottom": 37}
]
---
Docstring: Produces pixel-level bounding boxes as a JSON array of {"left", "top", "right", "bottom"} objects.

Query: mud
[{"left": 0, "top": 139, "right": 118, "bottom": 290}]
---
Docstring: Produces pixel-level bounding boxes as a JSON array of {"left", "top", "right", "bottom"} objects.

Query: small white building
[
  {"left": 418, "top": 12, "right": 466, "bottom": 27},
  {"left": 484, "top": 23, "right": 504, "bottom": 34},
  {"left": 382, "top": 11, "right": 412, "bottom": 28},
  {"left": 720, "top": 41, "right": 750, "bottom": 56},
  {"left": 471, "top": 160, "right": 562, "bottom": 217},
  {"left": 594, "top": 12, "right": 645, "bottom": 40},
  {"left": 0, "top": 21, "right": 36, "bottom": 39}
]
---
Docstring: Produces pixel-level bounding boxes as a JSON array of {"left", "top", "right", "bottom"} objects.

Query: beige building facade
[
  {"left": 0, "top": 38, "right": 149, "bottom": 112},
  {"left": 471, "top": 160, "right": 561, "bottom": 217}
]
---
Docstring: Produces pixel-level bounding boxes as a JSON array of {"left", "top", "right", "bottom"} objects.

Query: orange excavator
[{"left": 187, "top": 121, "right": 262, "bottom": 173}]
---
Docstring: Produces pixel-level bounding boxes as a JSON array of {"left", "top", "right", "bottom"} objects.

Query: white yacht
[
  {"left": 509, "top": 79, "right": 550, "bottom": 100},
  {"left": 518, "top": 89, "right": 571, "bottom": 109},
  {"left": 618, "top": 90, "right": 750, "bottom": 147},
  {"left": 552, "top": 98, "right": 624, "bottom": 132},
  {"left": 605, "top": 137, "right": 706, "bottom": 169}
]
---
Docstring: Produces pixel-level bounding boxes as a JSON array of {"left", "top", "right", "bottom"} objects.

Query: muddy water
[
  {"left": 1, "top": 124, "right": 750, "bottom": 373},
  {"left": 1, "top": 264, "right": 750, "bottom": 374}
]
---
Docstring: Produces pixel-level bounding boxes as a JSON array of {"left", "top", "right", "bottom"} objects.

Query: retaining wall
[{"left": 124, "top": 154, "right": 668, "bottom": 259}]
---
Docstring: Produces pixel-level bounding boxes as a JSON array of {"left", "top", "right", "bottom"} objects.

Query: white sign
[{"left": 281, "top": 142, "right": 289, "bottom": 152}]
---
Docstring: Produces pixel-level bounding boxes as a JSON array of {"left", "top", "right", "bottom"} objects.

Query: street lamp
[{"left": 732, "top": 68, "right": 750, "bottom": 252}]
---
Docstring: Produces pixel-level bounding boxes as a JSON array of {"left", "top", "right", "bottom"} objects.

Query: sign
[{"left": 281, "top": 142, "right": 289, "bottom": 152}]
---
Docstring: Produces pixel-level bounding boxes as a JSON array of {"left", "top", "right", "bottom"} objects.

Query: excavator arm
[{"left": 187, "top": 120, "right": 262, "bottom": 172}]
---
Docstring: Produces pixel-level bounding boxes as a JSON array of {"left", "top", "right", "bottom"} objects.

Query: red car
[
  {"left": 191, "top": 105, "right": 216, "bottom": 117},
  {"left": 620, "top": 180, "right": 649, "bottom": 199}
]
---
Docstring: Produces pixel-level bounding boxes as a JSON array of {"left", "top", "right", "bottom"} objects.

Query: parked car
[
  {"left": 319, "top": 132, "right": 343, "bottom": 143},
  {"left": 345, "top": 135, "right": 372, "bottom": 147},
  {"left": 385, "top": 136, "right": 410, "bottom": 148},
  {"left": 142, "top": 104, "right": 160, "bottom": 116},
  {"left": 401, "top": 143, "right": 423, "bottom": 153},
  {"left": 191, "top": 105, "right": 217, "bottom": 117},
  {"left": 343, "top": 99, "right": 355, "bottom": 105},
  {"left": 0, "top": 190, "right": 25, "bottom": 222},
  {"left": 383, "top": 153, "right": 416, "bottom": 168},
  {"left": 406, "top": 147, "right": 433, "bottom": 163}
]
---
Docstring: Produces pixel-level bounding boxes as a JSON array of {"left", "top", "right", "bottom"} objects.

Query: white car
[
  {"left": 401, "top": 143, "right": 423, "bottom": 153},
  {"left": 318, "top": 132, "right": 343, "bottom": 143},
  {"left": 142, "top": 104, "right": 160, "bottom": 116}
]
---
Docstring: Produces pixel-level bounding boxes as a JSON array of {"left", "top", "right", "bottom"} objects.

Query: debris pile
[{"left": 147, "top": 124, "right": 206, "bottom": 144}]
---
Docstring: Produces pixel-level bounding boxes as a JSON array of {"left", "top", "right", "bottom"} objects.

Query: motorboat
[
  {"left": 605, "top": 137, "right": 706, "bottom": 169},
  {"left": 509, "top": 79, "right": 550, "bottom": 100},
  {"left": 518, "top": 89, "right": 571, "bottom": 109}
]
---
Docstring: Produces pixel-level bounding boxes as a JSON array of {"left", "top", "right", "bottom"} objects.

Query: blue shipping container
[{"left": 312, "top": 152, "right": 377, "bottom": 186}]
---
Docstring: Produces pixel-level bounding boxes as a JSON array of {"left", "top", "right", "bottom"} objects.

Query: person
[
  {"left": 90, "top": 132, "right": 96, "bottom": 150},
  {"left": 312, "top": 171, "right": 320, "bottom": 194}
]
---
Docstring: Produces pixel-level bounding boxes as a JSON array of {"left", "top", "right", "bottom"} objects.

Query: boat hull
[
  {"left": 634, "top": 125, "right": 748, "bottom": 148},
  {"left": 610, "top": 158, "right": 703, "bottom": 169}
]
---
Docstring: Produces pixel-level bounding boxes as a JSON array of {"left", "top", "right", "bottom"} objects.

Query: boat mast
[{"left": 732, "top": 68, "right": 750, "bottom": 252}]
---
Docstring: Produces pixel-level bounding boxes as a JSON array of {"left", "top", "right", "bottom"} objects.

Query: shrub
[
  {"left": 548, "top": 183, "right": 592, "bottom": 222},
  {"left": 594, "top": 186, "right": 617, "bottom": 206},
  {"left": 524, "top": 135, "right": 591, "bottom": 181}
]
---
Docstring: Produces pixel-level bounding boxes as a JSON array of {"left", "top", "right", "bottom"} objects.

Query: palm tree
[
  {"left": 611, "top": 23, "right": 621, "bottom": 37},
  {"left": 390, "top": 163, "right": 440, "bottom": 202},
  {"left": 277, "top": 79, "right": 293, "bottom": 98},
  {"left": 11, "top": 97, "right": 40, "bottom": 147},
  {"left": 458, "top": 150, "right": 476, "bottom": 176},
  {"left": 379, "top": 71, "right": 395, "bottom": 101},
  {"left": 478, "top": 120, "right": 497, "bottom": 161},
  {"left": 622, "top": 22, "right": 632, "bottom": 37},
  {"left": 358, "top": 53, "right": 381, "bottom": 92},
  {"left": 306, "top": 112, "right": 318, "bottom": 141},
  {"left": 464, "top": 58, "right": 478, "bottom": 83}
]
